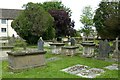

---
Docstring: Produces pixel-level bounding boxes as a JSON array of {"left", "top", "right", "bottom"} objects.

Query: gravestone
[
  {"left": 38, "top": 37, "right": 44, "bottom": 51},
  {"left": 69, "top": 37, "right": 76, "bottom": 46},
  {"left": 98, "top": 40, "right": 111, "bottom": 60},
  {"left": 112, "top": 37, "right": 120, "bottom": 61}
]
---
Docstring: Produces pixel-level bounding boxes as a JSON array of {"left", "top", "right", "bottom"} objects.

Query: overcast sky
[{"left": 0, "top": 0, "right": 102, "bottom": 30}]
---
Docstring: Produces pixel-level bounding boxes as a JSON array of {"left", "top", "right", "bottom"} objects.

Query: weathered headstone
[
  {"left": 69, "top": 37, "right": 76, "bottom": 46},
  {"left": 112, "top": 37, "right": 120, "bottom": 61},
  {"left": 38, "top": 37, "right": 44, "bottom": 51},
  {"left": 98, "top": 40, "right": 111, "bottom": 60}
]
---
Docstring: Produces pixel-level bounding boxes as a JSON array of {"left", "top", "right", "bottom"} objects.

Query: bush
[{"left": 14, "top": 38, "right": 27, "bottom": 47}]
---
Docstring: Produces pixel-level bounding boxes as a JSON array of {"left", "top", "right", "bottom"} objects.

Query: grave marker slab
[
  {"left": 104, "top": 64, "right": 118, "bottom": 70},
  {"left": 61, "top": 64, "right": 105, "bottom": 78}
]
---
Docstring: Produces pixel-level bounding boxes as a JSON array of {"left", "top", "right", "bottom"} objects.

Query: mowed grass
[{"left": 2, "top": 47, "right": 119, "bottom": 78}]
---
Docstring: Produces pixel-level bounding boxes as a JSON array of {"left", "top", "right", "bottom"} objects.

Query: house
[{"left": 0, "top": 8, "right": 21, "bottom": 37}]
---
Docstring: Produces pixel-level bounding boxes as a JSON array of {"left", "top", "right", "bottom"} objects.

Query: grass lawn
[{"left": 1, "top": 46, "right": 119, "bottom": 79}]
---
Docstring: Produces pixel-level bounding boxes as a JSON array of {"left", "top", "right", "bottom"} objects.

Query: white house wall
[
  {"left": 0, "top": 19, "right": 18, "bottom": 37},
  {"left": 8, "top": 20, "right": 18, "bottom": 37}
]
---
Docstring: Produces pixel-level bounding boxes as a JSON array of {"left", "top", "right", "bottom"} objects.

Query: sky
[{"left": 0, "top": 0, "right": 102, "bottom": 30}]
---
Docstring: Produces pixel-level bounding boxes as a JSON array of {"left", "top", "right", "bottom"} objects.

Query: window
[
  {"left": 1, "top": 28, "right": 6, "bottom": 32},
  {"left": 1, "top": 19, "right": 6, "bottom": 24}
]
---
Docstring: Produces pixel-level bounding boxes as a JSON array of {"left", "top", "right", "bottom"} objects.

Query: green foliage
[
  {"left": 14, "top": 38, "right": 27, "bottom": 47},
  {"left": 80, "top": 6, "right": 93, "bottom": 26},
  {"left": 93, "top": 1, "right": 120, "bottom": 39},
  {"left": 80, "top": 6, "right": 94, "bottom": 39},
  {"left": 41, "top": 1, "right": 72, "bottom": 16},
  {"left": 42, "top": 26, "right": 55, "bottom": 40},
  {"left": 40, "top": 1, "right": 75, "bottom": 37},
  {"left": 72, "top": 30, "right": 80, "bottom": 37},
  {"left": 11, "top": 2, "right": 54, "bottom": 44}
]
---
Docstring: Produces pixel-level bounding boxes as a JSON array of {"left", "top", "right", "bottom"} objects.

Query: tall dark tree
[
  {"left": 40, "top": 1, "right": 75, "bottom": 37},
  {"left": 49, "top": 10, "right": 75, "bottom": 37},
  {"left": 11, "top": 2, "right": 54, "bottom": 44},
  {"left": 93, "top": 1, "right": 120, "bottom": 39}
]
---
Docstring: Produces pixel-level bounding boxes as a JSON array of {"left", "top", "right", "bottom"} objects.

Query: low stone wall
[{"left": 7, "top": 50, "right": 46, "bottom": 70}]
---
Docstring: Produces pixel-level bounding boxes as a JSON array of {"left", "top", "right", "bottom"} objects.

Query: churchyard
[
  {"left": 0, "top": 1, "right": 119, "bottom": 79},
  {"left": 0, "top": 37, "right": 119, "bottom": 78}
]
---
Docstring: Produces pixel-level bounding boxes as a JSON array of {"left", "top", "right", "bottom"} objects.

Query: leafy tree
[
  {"left": 11, "top": 2, "right": 54, "bottom": 44},
  {"left": 93, "top": 1, "right": 120, "bottom": 39},
  {"left": 42, "top": 26, "right": 55, "bottom": 40},
  {"left": 80, "top": 6, "right": 94, "bottom": 40},
  {"left": 49, "top": 10, "right": 75, "bottom": 37},
  {"left": 41, "top": 1, "right": 72, "bottom": 16},
  {"left": 40, "top": 1, "right": 75, "bottom": 37}
]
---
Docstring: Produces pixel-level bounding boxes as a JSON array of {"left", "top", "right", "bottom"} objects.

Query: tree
[
  {"left": 80, "top": 6, "right": 94, "bottom": 40},
  {"left": 93, "top": 1, "right": 120, "bottom": 39},
  {"left": 40, "top": 1, "right": 75, "bottom": 37},
  {"left": 11, "top": 2, "right": 54, "bottom": 44},
  {"left": 49, "top": 10, "right": 75, "bottom": 37},
  {"left": 41, "top": 1, "right": 72, "bottom": 16},
  {"left": 42, "top": 26, "right": 55, "bottom": 40}
]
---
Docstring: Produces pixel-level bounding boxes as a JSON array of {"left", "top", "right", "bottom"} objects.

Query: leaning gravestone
[
  {"left": 98, "top": 40, "right": 111, "bottom": 60},
  {"left": 38, "top": 37, "right": 44, "bottom": 51}
]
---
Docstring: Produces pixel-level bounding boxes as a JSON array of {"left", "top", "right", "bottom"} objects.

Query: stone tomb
[
  {"left": 7, "top": 50, "right": 46, "bottom": 70},
  {"left": 61, "top": 64, "right": 105, "bottom": 78},
  {"left": 62, "top": 46, "right": 79, "bottom": 56},
  {"left": 49, "top": 43, "right": 65, "bottom": 54},
  {"left": 81, "top": 41, "right": 95, "bottom": 58}
]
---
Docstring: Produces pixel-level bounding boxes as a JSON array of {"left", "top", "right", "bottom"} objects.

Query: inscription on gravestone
[{"left": 98, "top": 40, "right": 111, "bottom": 60}]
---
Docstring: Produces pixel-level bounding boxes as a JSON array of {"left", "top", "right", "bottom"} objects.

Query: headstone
[
  {"left": 112, "top": 37, "right": 120, "bottom": 60},
  {"left": 98, "top": 40, "right": 111, "bottom": 60},
  {"left": 38, "top": 37, "right": 44, "bottom": 51},
  {"left": 69, "top": 37, "right": 76, "bottom": 46}
]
